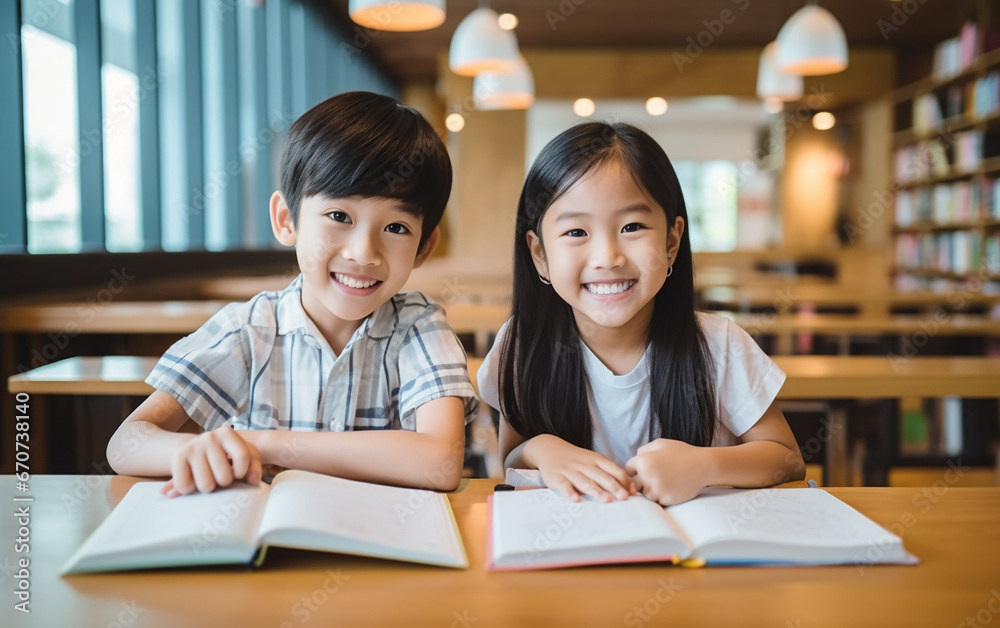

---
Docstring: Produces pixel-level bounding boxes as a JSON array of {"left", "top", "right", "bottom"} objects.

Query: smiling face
[
  {"left": 527, "top": 161, "right": 684, "bottom": 343},
  {"left": 271, "top": 193, "right": 436, "bottom": 349}
]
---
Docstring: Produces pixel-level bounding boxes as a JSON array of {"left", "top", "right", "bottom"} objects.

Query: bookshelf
[{"left": 891, "top": 22, "right": 1000, "bottom": 294}]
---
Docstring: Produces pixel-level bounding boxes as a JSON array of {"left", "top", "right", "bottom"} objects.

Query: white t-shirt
[{"left": 477, "top": 311, "right": 786, "bottom": 468}]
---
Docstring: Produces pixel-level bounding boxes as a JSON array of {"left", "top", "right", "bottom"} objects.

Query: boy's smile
[
  {"left": 271, "top": 193, "right": 436, "bottom": 353},
  {"left": 332, "top": 272, "right": 382, "bottom": 293}
]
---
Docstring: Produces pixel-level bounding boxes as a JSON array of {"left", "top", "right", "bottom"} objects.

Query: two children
[{"left": 110, "top": 91, "right": 803, "bottom": 506}]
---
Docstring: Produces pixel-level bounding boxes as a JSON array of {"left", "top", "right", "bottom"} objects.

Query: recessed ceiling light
[
  {"left": 445, "top": 112, "right": 465, "bottom": 132},
  {"left": 645, "top": 97, "right": 668, "bottom": 116},
  {"left": 573, "top": 98, "right": 595, "bottom": 117}
]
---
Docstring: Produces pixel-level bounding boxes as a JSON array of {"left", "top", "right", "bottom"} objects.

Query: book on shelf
[
  {"left": 933, "top": 21, "right": 978, "bottom": 79},
  {"left": 913, "top": 93, "right": 942, "bottom": 132},
  {"left": 61, "top": 470, "right": 468, "bottom": 574},
  {"left": 487, "top": 485, "right": 918, "bottom": 571},
  {"left": 972, "top": 71, "right": 1000, "bottom": 118}
]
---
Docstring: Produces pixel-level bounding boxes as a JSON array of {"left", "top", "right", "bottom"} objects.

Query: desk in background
[
  {"left": 700, "top": 284, "right": 1000, "bottom": 316},
  {"left": 2, "top": 476, "right": 998, "bottom": 628},
  {"left": 6, "top": 356, "right": 495, "bottom": 476},
  {"left": 728, "top": 312, "right": 1000, "bottom": 354},
  {"left": 773, "top": 356, "right": 1000, "bottom": 486},
  {"left": 0, "top": 300, "right": 508, "bottom": 355}
]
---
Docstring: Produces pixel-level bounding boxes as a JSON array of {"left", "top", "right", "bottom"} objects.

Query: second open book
[{"left": 488, "top": 486, "right": 918, "bottom": 570}]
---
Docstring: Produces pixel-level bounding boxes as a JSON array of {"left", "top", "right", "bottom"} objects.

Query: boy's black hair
[
  {"left": 499, "top": 121, "right": 718, "bottom": 450},
  {"left": 280, "top": 91, "right": 451, "bottom": 249}
]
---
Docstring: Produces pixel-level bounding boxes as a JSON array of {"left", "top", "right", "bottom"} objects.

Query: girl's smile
[{"left": 582, "top": 279, "right": 637, "bottom": 298}]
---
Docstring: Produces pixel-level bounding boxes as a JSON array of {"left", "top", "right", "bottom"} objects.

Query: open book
[
  {"left": 488, "top": 487, "right": 917, "bottom": 570},
  {"left": 62, "top": 470, "right": 467, "bottom": 574}
]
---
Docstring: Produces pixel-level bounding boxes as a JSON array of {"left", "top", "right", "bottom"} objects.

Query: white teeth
[
  {"left": 334, "top": 273, "right": 379, "bottom": 289},
  {"left": 585, "top": 280, "right": 635, "bottom": 295}
]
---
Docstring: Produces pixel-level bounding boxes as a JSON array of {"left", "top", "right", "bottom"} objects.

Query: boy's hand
[
  {"left": 161, "top": 426, "right": 262, "bottom": 497},
  {"left": 526, "top": 434, "right": 636, "bottom": 503},
  {"left": 625, "top": 439, "right": 709, "bottom": 506}
]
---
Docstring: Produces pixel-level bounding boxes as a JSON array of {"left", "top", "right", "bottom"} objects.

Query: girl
[{"left": 478, "top": 122, "right": 805, "bottom": 505}]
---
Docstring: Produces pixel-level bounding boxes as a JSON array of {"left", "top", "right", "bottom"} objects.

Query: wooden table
[
  {"left": 0, "top": 301, "right": 228, "bottom": 334},
  {"left": 7, "top": 356, "right": 485, "bottom": 398},
  {"left": 7, "top": 356, "right": 158, "bottom": 396},
  {"left": 0, "top": 300, "right": 508, "bottom": 355},
  {"left": 700, "top": 284, "right": 1000, "bottom": 316},
  {"left": 197, "top": 272, "right": 515, "bottom": 306},
  {"left": 773, "top": 356, "right": 1000, "bottom": 486},
  {"left": 773, "top": 356, "right": 1000, "bottom": 399},
  {"left": 729, "top": 312, "right": 1000, "bottom": 354},
  {"left": 2, "top": 476, "right": 998, "bottom": 628},
  {"left": 695, "top": 266, "right": 836, "bottom": 289},
  {"left": 5, "top": 356, "right": 492, "bottom": 476}
]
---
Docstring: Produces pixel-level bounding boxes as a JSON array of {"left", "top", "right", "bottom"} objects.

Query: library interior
[{"left": 3, "top": 1, "right": 1000, "bottom": 625}]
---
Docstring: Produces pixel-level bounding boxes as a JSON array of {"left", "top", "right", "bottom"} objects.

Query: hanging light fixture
[
  {"left": 757, "top": 41, "right": 804, "bottom": 101},
  {"left": 474, "top": 54, "right": 534, "bottom": 110},
  {"left": 348, "top": 0, "right": 445, "bottom": 32},
  {"left": 449, "top": 7, "right": 519, "bottom": 77},
  {"left": 775, "top": 2, "right": 848, "bottom": 75}
]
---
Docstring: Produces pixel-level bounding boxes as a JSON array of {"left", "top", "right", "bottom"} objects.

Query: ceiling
[{"left": 324, "top": 0, "right": 982, "bottom": 84}]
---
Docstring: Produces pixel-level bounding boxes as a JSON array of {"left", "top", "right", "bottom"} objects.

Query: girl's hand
[
  {"left": 524, "top": 434, "right": 636, "bottom": 503},
  {"left": 625, "top": 439, "right": 711, "bottom": 506},
  {"left": 162, "top": 426, "right": 262, "bottom": 497}
]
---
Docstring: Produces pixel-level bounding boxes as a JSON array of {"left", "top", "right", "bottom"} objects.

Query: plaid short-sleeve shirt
[{"left": 147, "top": 276, "right": 479, "bottom": 432}]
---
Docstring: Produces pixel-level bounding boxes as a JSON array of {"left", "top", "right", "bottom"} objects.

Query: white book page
[
  {"left": 667, "top": 489, "right": 904, "bottom": 559},
  {"left": 64, "top": 481, "right": 269, "bottom": 571},
  {"left": 492, "top": 489, "right": 688, "bottom": 567},
  {"left": 258, "top": 471, "right": 465, "bottom": 566}
]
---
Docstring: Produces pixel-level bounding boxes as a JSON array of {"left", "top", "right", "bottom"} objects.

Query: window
[
  {"left": 6, "top": 0, "right": 397, "bottom": 256},
  {"left": 21, "top": 0, "right": 80, "bottom": 253},
  {"left": 674, "top": 160, "right": 738, "bottom": 252},
  {"left": 101, "top": 0, "right": 141, "bottom": 251}
]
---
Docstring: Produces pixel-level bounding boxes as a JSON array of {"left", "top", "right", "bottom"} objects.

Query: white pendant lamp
[
  {"left": 449, "top": 7, "right": 519, "bottom": 77},
  {"left": 348, "top": 0, "right": 445, "bottom": 32},
  {"left": 757, "top": 41, "right": 804, "bottom": 101},
  {"left": 474, "top": 54, "right": 534, "bottom": 110},
  {"left": 775, "top": 3, "right": 848, "bottom": 75}
]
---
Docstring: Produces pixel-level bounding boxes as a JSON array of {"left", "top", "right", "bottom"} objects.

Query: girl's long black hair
[{"left": 498, "top": 122, "right": 717, "bottom": 449}]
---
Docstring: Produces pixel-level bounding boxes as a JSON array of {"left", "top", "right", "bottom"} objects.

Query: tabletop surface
[
  {"left": 11, "top": 354, "right": 1000, "bottom": 400},
  {"left": 700, "top": 283, "right": 1000, "bottom": 306},
  {"left": 2, "top": 476, "right": 999, "bottom": 628},
  {"left": 0, "top": 300, "right": 512, "bottom": 335},
  {"left": 728, "top": 312, "right": 1000, "bottom": 334},
  {"left": 772, "top": 355, "right": 1000, "bottom": 398},
  {"left": 7, "top": 356, "right": 158, "bottom": 395}
]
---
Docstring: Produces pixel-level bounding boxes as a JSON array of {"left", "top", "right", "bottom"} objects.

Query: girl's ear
[
  {"left": 526, "top": 230, "right": 549, "bottom": 279},
  {"left": 412, "top": 227, "right": 440, "bottom": 269},
  {"left": 270, "top": 192, "right": 297, "bottom": 247},
  {"left": 666, "top": 216, "right": 685, "bottom": 266}
]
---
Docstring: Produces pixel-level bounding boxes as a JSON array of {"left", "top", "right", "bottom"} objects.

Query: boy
[{"left": 108, "top": 92, "right": 479, "bottom": 495}]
